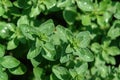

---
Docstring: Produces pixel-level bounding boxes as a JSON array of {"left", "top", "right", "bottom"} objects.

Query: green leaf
[
  {"left": 91, "top": 67, "right": 97, "bottom": 75},
  {"left": 81, "top": 15, "right": 91, "bottom": 26},
  {"left": 114, "top": 10, "right": 120, "bottom": 19},
  {"left": 8, "top": 63, "right": 26, "bottom": 75},
  {"left": 103, "top": 12, "right": 112, "bottom": 23},
  {"left": 60, "top": 54, "right": 70, "bottom": 63},
  {"left": 33, "top": 67, "right": 43, "bottom": 80},
  {"left": 7, "top": 38, "right": 19, "bottom": 50},
  {"left": 43, "top": 0, "right": 56, "bottom": 9},
  {"left": 99, "top": 66, "right": 108, "bottom": 78},
  {"left": 2, "top": 0, "right": 13, "bottom": 7},
  {"left": 108, "top": 56, "right": 116, "bottom": 65},
  {"left": 99, "top": 0, "right": 110, "bottom": 11},
  {"left": 17, "top": 15, "right": 29, "bottom": 26},
  {"left": 65, "top": 44, "right": 73, "bottom": 53},
  {"left": 74, "top": 62, "right": 88, "bottom": 74},
  {"left": 0, "top": 44, "right": 5, "bottom": 57},
  {"left": 55, "top": 25, "right": 68, "bottom": 43},
  {"left": 0, "top": 71, "right": 8, "bottom": 80},
  {"left": 107, "top": 20, "right": 120, "bottom": 39},
  {"left": 74, "top": 48, "right": 94, "bottom": 62},
  {"left": 0, "top": 22, "right": 11, "bottom": 39},
  {"left": 50, "top": 34, "right": 61, "bottom": 45},
  {"left": 76, "top": 0, "right": 94, "bottom": 11},
  {"left": 1, "top": 56, "right": 20, "bottom": 68},
  {"left": 30, "top": 6, "right": 41, "bottom": 17},
  {"left": 76, "top": 31, "right": 91, "bottom": 48},
  {"left": 102, "top": 38, "right": 111, "bottom": 48},
  {"left": 30, "top": 58, "right": 41, "bottom": 68},
  {"left": 14, "top": 0, "right": 31, "bottom": 9},
  {"left": 52, "top": 65, "right": 70, "bottom": 80},
  {"left": 0, "top": 5, "right": 5, "bottom": 16},
  {"left": 74, "top": 74, "right": 85, "bottom": 80},
  {"left": 57, "top": 0, "right": 73, "bottom": 8},
  {"left": 42, "top": 42, "right": 56, "bottom": 61},
  {"left": 94, "top": 55, "right": 105, "bottom": 67},
  {"left": 27, "top": 46, "right": 41, "bottom": 59},
  {"left": 35, "top": 38, "right": 43, "bottom": 48},
  {"left": 38, "top": 19, "right": 55, "bottom": 35},
  {"left": 102, "top": 51, "right": 116, "bottom": 65},
  {"left": 114, "top": 3, "right": 120, "bottom": 19},
  {"left": 6, "top": 23, "right": 16, "bottom": 32},
  {"left": 91, "top": 43, "right": 102, "bottom": 53},
  {"left": 65, "top": 29, "right": 73, "bottom": 43},
  {"left": 19, "top": 24, "right": 35, "bottom": 40},
  {"left": 97, "top": 16, "right": 106, "bottom": 27},
  {"left": 69, "top": 69, "right": 77, "bottom": 78},
  {"left": 106, "top": 46, "right": 120, "bottom": 56},
  {"left": 29, "top": 50, "right": 43, "bottom": 67},
  {"left": 80, "top": 48, "right": 94, "bottom": 62},
  {"left": 63, "top": 7, "right": 77, "bottom": 25}
]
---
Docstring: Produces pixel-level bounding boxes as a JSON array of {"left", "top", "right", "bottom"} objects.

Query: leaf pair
[{"left": 0, "top": 56, "right": 26, "bottom": 76}]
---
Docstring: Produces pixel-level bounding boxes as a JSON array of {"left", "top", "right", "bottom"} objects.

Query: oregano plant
[{"left": 0, "top": 0, "right": 120, "bottom": 80}]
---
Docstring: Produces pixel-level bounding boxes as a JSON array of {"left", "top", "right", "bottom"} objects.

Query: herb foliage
[{"left": 0, "top": 0, "right": 120, "bottom": 80}]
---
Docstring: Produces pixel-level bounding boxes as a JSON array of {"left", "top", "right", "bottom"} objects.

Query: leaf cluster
[{"left": 0, "top": 0, "right": 120, "bottom": 80}]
